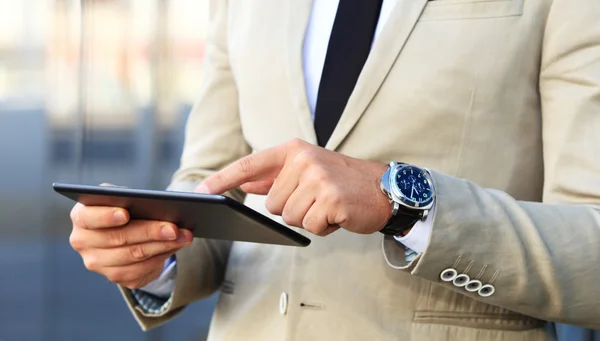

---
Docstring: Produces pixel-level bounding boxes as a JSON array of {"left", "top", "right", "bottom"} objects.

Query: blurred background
[{"left": 0, "top": 0, "right": 218, "bottom": 340}]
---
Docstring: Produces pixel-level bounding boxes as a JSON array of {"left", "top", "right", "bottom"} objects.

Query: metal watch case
[{"left": 380, "top": 162, "right": 435, "bottom": 220}]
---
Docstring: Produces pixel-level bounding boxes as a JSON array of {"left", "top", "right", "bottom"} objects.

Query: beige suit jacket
[{"left": 119, "top": 0, "right": 600, "bottom": 339}]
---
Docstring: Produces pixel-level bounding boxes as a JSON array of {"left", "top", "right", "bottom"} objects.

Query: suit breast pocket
[{"left": 421, "top": 0, "right": 524, "bottom": 21}]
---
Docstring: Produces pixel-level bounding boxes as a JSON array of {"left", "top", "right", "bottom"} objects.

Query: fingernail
[
  {"left": 161, "top": 226, "right": 177, "bottom": 240},
  {"left": 195, "top": 183, "right": 210, "bottom": 194},
  {"left": 177, "top": 229, "right": 192, "bottom": 243},
  {"left": 113, "top": 210, "right": 127, "bottom": 224}
]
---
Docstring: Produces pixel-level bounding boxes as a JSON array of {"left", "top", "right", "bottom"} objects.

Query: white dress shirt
[{"left": 140, "top": 0, "right": 433, "bottom": 298}]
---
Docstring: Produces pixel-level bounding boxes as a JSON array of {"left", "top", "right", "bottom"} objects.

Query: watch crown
[{"left": 380, "top": 165, "right": 392, "bottom": 198}]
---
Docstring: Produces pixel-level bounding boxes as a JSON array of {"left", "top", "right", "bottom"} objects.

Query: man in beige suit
[{"left": 68, "top": 0, "right": 600, "bottom": 339}]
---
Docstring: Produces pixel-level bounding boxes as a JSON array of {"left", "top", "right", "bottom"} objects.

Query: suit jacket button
[
  {"left": 279, "top": 292, "right": 288, "bottom": 315},
  {"left": 440, "top": 268, "right": 458, "bottom": 282},
  {"left": 478, "top": 284, "right": 496, "bottom": 297},
  {"left": 465, "top": 280, "right": 483, "bottom": 292},
  {"left": 453, "top": 274, "right": 470, "bottom": 287}
]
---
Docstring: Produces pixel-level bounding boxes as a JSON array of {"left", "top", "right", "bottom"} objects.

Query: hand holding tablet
[{"left": 57, "top": 182, "right": 310, "bottom": 289}]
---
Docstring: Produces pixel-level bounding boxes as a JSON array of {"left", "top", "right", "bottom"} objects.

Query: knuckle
[
  {"left": 69, "top": 231, "right": 85, "bottom": 251},
  {"left": 281, "top": 210, "right": 300, "bottom": 227},
  {"left": 293, "top": 151, "right": 314, "bottom": 167},
  {"left": 323, "top": 185, "right": 343, "bottom": 204},
  {"left": 301, "top": 215, "right": 312, "bottom": 230},
  {"left": 69, "top": 205, "right": 78, "bottom": 224},
  {"left": 287, "top": 138, "right": 306, "bottom": 149},
  {"left": 265, "top": 196, "right": 283, "bottom": 216},
  {"left": 107, "top": 229, "right": 127, "bottom": 247},
  {"left": 302, "top": 215, "right": 320, "bottom": 234},
  {"left": 207, "top": 172, "right": 225, "bottom": 191},
  {"left": 302, "top": 212, "right": 330, "bottom": 236},
  {"left": 292, "top": 153, "right": 305, "bottom": 167},
  {"left": 281, "top": 211, "right": 291, "bottom": 224},
  {"left": 70, "top": 205, "right": 87, "bottom": 229},
  {"left": 307, "top": 167, "right": 329, "bottom": 184},
  {"left": 145, "top": 222, "right": 158, "bottom": 241},
  {"left": 83, "top": 254, "right": 100, "bottom": 272},
  {"left": 304, "top": 223, "right": 321, "bottom": 236},
  {"left": 287, "top": 137, "right": 304, "bottom": 148},
  {"left": 128, "top": 244, "right": 147, "bottom": 261},
  {"left": 237, "top": 157, "right": 254, "bottom": 175}
]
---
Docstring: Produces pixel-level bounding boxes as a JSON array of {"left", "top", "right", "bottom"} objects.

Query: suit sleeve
[
  {"left": 383, "top": 0, "right": 600, "bottom": 329},
  {"left": 119, "top": 0, "right": 251, "bottom": 331}
]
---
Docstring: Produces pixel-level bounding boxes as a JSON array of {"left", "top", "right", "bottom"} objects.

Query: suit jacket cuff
[{"left": 131, "top": 290, "right": 173, "bottom": 316}]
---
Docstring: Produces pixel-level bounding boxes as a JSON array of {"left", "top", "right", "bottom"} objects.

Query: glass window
[{"left": 0, "top": 1, "right": 217, "bottom": 340}]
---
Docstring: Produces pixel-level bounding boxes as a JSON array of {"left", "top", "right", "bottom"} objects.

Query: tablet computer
[{"left": 53, "top": 182, "right": 311, "bottom": 247}]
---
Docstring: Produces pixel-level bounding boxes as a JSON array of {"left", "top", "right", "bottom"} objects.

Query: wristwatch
[{"left": 379, "top": 162, "right": 436, "bottom": 236}]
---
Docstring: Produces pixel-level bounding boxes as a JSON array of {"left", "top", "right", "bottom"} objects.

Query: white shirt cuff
[
  {"left": 138, "top": 255, "right": 177, "bottom": 299},
  {"left": 393, "top": 203, "right": 435, "bottom": 254}
]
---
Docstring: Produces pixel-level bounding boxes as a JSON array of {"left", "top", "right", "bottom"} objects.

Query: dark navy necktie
[{"left": 313, "top": 0, "right": 383, "bottom": 147}]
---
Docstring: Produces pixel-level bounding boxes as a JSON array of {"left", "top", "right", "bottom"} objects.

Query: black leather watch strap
[{"left": 379, "top": 208, "right": 422, "bottom": 236}]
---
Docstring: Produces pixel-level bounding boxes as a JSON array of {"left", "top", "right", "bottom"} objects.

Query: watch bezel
[{"left": 388, "top": 163, "right": 435, "bottom": 210}]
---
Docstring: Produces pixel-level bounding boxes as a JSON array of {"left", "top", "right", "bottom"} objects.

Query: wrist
[{"left": 374, "top": 162, "right": 394, "bottom": 230}]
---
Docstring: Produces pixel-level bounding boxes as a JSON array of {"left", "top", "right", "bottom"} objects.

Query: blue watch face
[{"left": 395, "top": 166, "right": 434, "bottom": 205}]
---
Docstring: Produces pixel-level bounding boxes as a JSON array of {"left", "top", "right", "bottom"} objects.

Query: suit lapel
[
  {"left": 284, "top": 0, "right": 318, "bottom": 145},
  {"left": 325, "top": 0, "right": 429, "bottom": 151}
]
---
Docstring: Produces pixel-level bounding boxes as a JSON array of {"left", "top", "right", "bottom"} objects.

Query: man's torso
[{"left": 208, "top": 0, "right": 553, "bottom": 340}]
